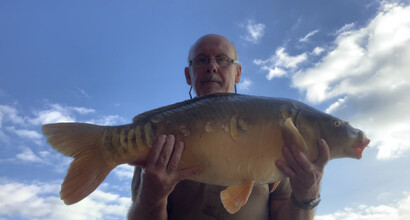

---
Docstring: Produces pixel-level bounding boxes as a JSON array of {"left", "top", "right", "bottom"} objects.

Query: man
[{"left": 128, "top": 34, "right": 329, "bottom": 220}]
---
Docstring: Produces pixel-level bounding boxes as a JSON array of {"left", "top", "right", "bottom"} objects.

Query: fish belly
[{"left": 173, "top": 120, "right": 287, "bottom": 186}]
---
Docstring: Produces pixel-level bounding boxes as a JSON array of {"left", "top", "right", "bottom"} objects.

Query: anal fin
[{"left": 220, "top": 181, "right": 254, "bottom": 214}]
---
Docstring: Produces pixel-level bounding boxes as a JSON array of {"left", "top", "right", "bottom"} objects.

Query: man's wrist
[{"left": 290, "top": 192, "right": 321, "bottom": 211}]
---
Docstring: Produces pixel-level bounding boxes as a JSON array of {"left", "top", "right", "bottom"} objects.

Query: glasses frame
[{"left": 189, "top": 56, "right": 239, "bottom": 68}]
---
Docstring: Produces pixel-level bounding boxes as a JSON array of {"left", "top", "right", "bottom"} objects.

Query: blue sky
[{"left": 1, "top": 0, "right": 410, "bottom": 219}]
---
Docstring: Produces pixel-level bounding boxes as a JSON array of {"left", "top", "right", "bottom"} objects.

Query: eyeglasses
[{"left": 189, "top": 55, "right": 238, "bottom": 68}]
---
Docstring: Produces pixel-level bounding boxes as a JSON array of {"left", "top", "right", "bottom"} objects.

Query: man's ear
[
  {"left": 185, "top": 67, "right": 192, "bottom": 85},
  {"left": 235, "top": 64, "right": 242, "bottom": 83}
]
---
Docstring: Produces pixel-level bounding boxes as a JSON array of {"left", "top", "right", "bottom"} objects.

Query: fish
[{"left": 41, "top": 93, "right": 370, "bottom": 214}]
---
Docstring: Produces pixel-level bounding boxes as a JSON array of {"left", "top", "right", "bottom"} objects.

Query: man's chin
[{"left": 199, "top": 85, "right": 224, "bottom": 96}]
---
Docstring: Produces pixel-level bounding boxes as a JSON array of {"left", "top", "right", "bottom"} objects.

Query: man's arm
[
  {"left": 270, "top": 139, "right": 330, "bottom": 220},
  {"left": 127, "top": 134, "right": 202, "bottom": 220}
]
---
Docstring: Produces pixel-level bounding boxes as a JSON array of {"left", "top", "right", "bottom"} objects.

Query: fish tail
[{"left": 42, "top": 123, "right": 117, "bottom": 205}]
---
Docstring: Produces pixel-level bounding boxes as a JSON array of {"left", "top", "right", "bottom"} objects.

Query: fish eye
[{"left": 334, "top": 120, "right": 342, "bottom": 127}]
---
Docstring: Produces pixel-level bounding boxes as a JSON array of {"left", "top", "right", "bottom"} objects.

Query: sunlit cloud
[
  {"left": 0, "top": 179, "right": 131, "bottom": 220},
  {"left": 255, "top": 2, "right": 410, "bottom": 160},
  {"left": 254, "top": 47, "right": 308, "bottom": 80},
  {"left": 0, "top": 105, "right": 25, "bottom": 127},
  {"left": 293, "top": 2, "right": 410, "bottom": 159},
  {"left": 6, "top": 127, "right": 43, "bottom": 145},
  {"left": 241, "top": 19, "right": 266, "bottom": 44},
  {"left": 113, "top": 164, "right": 135, "bottom": 180},
  {"left": 86, "top": 115, "right": 127, "bottom": 126},
  {"left": 299, "top": 29, "right": 319, "bottom": 42},
  {"left": 15, "top": 147, "right": 46, "bottom": 163},
  {"left": 237, "top": 78, "right": 253, "bottom": 91},
  {"left": 316, "top": 192, "right": 410, "bottom": 220}
]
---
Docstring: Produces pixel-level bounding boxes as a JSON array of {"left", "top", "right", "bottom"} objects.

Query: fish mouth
[{"left": 350, "top": 136, "right": 371, "bottom": 159}]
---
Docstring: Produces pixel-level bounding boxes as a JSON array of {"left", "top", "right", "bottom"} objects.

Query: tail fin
[{"left": 42, "top": 123, "right": 117, "bottom": 205}]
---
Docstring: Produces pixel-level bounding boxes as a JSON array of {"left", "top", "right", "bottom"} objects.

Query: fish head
[{"left": 295, "top": 108, "right": 370, "bottom": 160}]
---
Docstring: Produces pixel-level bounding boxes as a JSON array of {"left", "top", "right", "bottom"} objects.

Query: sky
[{"left": 1, "top": 0, "right": 410, "bottom": 219}]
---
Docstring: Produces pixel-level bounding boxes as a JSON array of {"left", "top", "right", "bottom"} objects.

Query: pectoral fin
[
  {"left": 283, "top": 118, "right": 308, "bottom": 153},
  {"left": 270, "top": 180, "right": 281, "bottom": 193},
  {"left": 220, "top": 181, "right": 254, "bottom": 214}
]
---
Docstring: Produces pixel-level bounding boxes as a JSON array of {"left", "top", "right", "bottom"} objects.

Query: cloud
[
  {"left": 312, "top": 47, "right": 325, "bottom": 56},
  {"left": 15, "top": 147, "right": 46, "bottom": 163},
  {"left": 78, "top": 88, "right": 91, "bottom": 99},
  {"left": 254, "top": 47, "right": 308, "bottom": 80},
  {"left": 86, "top": 115, "right": 127, "bottom": 126},
  {"left": 241, "top": 19, "right": 266, "bottom": 44},
  {"left": 6, "top": 127, "right": 43, "bottom": 145},
  {"left": 113, "top": 164, "right": 135, "bottom": 180},
  {"left": 0, "top": 105, "right": 25, "bottom": 128},
  {"left": 334, "top": 23, "right": 356, "bottom": 35},
  {"left": 255, "top": 2, "right": 410, "bottom": 160},
  {"left": 0, "top": 179, "right": 131, "bottom": 220},
  {"left": 29, "top": 104, "right": 76, "bottom": 125},
  {"left": 299, "top": 29, "right": 319, "bottom": 42},
  {"left": 237, "top": 78, "right": 253, "bottom": 91},
  {"left": 292, "top": 2, "right": 410, "bottom": 159},
  {"left": 316, "top": 192, "right": 410, "bottom": 220},
  {"left": 72, "top": 107, "right": 95, "bottom": 115}
]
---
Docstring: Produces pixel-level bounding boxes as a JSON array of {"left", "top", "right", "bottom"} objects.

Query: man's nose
[{"left": 206, "top": 59, "right": 218, "bottom": 72}]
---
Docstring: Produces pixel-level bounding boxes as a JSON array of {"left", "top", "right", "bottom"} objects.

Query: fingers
[
  {"left": 167, "top": 141, "right": 184, "bottom": 172},
  {"left": 288, "top": 145, "right": 313, "bottom": 173},
  {"left": 145, "top": 134, "right": 202, "bottom": 178},
  {"left": 157, "top": 135, "right": 176, "bottom": 169},
  {"left": 145, "top": 134, "right": 167, "bottom": 168},
  {"left": 314, "top": 139, "right": 330, "bottom": 167}
]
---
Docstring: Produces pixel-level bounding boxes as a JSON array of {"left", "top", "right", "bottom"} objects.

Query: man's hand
[
  {"left": 139, "top": 134, "right": 202, "bottom": 204},
  {"left": 276, "top": 139, "right": 330, "bottom": 203}
]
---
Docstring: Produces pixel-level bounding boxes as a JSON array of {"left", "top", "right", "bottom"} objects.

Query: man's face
[{"left": 185, "top": 35, "right": 241, "bottom": 97}]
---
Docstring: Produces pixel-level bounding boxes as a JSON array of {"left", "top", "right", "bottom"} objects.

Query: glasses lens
[
  {"left": 193, "top": 56, "right": 208, "bottom": 67},
  {"left": 216, "top": 57, "right": 230, "bottom": 67}
]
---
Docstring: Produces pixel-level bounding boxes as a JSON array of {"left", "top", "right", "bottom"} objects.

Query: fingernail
[
  {"left": 160, "top": 134, "right": 166, "bottom": 140},
  {"left": 167, "top": 134, "right": 175, "bottom": 141},
  {"left": 320, "top": 139, "right": 325, "bottom": 145}
]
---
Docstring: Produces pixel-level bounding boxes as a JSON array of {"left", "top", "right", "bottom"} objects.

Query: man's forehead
[{"left": 191, "top": 35, "right": 235, "bottom": 57}]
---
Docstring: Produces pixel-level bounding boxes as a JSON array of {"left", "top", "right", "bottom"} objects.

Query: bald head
[{"left": 188, "top": 34, "right": 238, "bottom": 63}]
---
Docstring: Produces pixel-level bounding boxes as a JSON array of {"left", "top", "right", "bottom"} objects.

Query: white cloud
[
  {"left": 254, "top": 47, "right": 308, "bottom": 80},
  {"left": 29, "top": 104, "right": 76, "bottom": 125},
  {"left": 312, "top": 47, "right": 325, "bottom": 56},
  {"left": 334, "top": 22, "right": 356, "bottom": 35},
  {"left": 86, "top": 115, "right": 126, "bottom": 126},
  {"left": 15, "top": 147, "right": 45, "bottom": 163},
  {"left": 252, "top": 2, "right": 410, "bottom": 160},
  {"left": 316, "top": 192, "right": 410, "bottom": 220},
  {"left": 266, "top": 67, "right": 287, "bottom": 80},
  {"left": 113, "top": 164, "right": 135, "bottom": 180},
  {"left": 72, "top": 107, "right": 95, "bottom": 115},
  {"left": 237, "top": 78, "right": 253, "bottom": 91},
  {"left": 0, "top": 105, "right": 25, "bottom": 128},
  {"left": 299, "top": 29, "right": 319, "bottom": 42},
  {"left": 241, "top": 19, "right": 266, "bottom": 44},
  {"left": 6, "top": 127, "right": 43, "bottom": 145},
  {"left": 0, "top": 179, "right": 131, "bottom": 220},
  {"left": 291, "top": 2, "right": 410, "bottom": 159}
]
